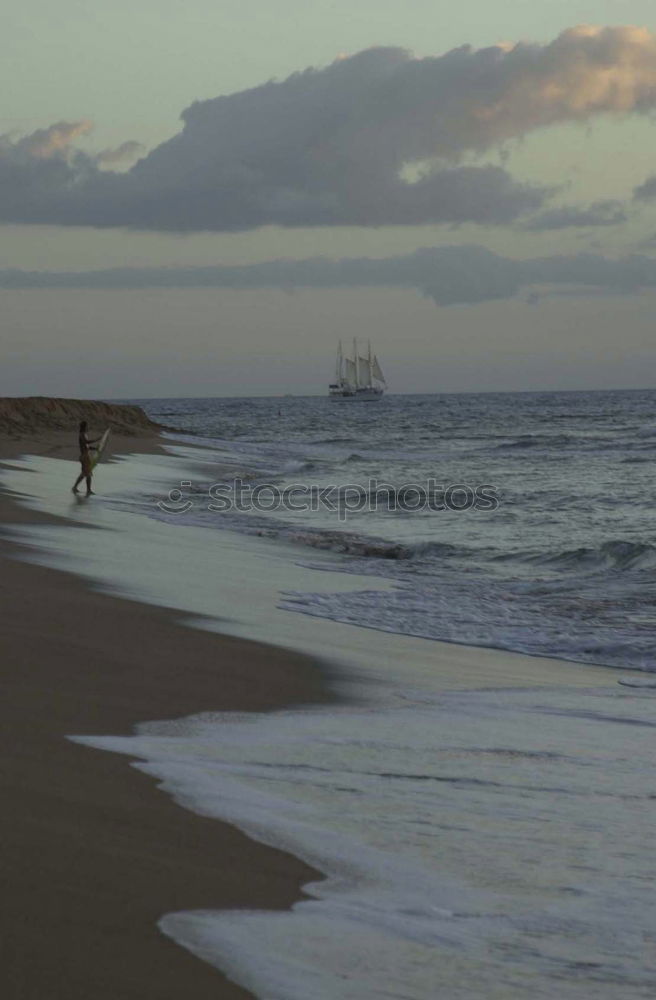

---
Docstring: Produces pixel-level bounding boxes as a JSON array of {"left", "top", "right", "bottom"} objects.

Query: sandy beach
[{"left": 1, "top": 426, "right": 333, "bottom": 1000}]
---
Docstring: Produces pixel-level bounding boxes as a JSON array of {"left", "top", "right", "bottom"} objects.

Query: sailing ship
[{"left": 328, "top": 339, "right": 386, "bottom": 400}]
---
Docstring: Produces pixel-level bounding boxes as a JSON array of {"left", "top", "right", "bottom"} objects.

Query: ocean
[
  {"left": 142, "top": 389, "right": 656, "bottom": 672},
  {"left": 4, "top": 388, "right": 656, "bottom": 999}
]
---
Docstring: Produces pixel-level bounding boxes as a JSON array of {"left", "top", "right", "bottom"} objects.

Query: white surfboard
[{"left": 91, "top": 428, "right": 111, "bottom": 470}]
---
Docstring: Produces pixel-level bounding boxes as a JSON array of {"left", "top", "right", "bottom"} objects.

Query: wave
[
  {"left": 502, "top": 539, "right": 656, "bottom": 574},
  {"left": 249, "top": 519, "right": 656, "bottom": 576},
  {"left": 310, "top": 437, "right": 357, "bottom": 445},
  {"left": 402, "top": 540, "right": 476, "bottom": 561},
  {"left": 494, "top": 434, "right": 580, "bottom": 451},
  {"left": 262, "top": 526, "right": 478, "bottom": 562},
  {"left": 287, "top": 532, "right": 656, "bottom": 572},
  {"left": 490, "top": 433, "right": 616, "bottom": 453},
  {"left": 283, "top": 459, "right": 318, "bottom": 473},
  {"left": 286, "top": 529, "right": 408, "bottom": 559}
]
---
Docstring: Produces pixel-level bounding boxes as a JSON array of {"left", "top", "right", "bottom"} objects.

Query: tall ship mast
[{"left": 328, "top": 338, "right": 386, "bottom": 400}]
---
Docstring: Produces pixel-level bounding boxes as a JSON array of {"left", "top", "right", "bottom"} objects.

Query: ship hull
[{"left": 329, "top": 389, "right": 384, "bottom": 401}]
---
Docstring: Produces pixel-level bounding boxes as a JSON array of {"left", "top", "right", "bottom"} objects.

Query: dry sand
[{"left": 1, "top": 425, "right": 333, "bottom": 1000}]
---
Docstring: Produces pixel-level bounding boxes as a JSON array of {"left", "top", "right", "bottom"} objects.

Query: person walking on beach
[{"left": 72, "top": 421, "right": 101, "bottom": 496}]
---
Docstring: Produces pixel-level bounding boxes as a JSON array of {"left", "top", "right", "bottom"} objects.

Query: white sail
[
  {"left": 336, "top": 340, "right": 343, "bottom": 381},
  {"left": 358, "top": 356, "right": 371, "bottom": 385},
  {"left": 344, "top": 358, "right": 357, "bottom": 384},
  {"left": 372, "top": 355, "right": 385, "bottom": 383}
]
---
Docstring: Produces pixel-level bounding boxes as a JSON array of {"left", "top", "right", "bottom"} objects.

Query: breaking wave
[{"left": 518, "top": 539, "right": 656, "bottom": 574}]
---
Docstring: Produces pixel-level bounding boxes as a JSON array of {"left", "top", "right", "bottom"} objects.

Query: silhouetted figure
[{"left": 72, "top": 421, "right": 101, "bottom": 496}]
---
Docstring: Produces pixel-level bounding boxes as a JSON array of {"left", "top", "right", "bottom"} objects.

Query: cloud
[
  {"left": 2, "top": 25, "right": 656, "bottom": 230},
  {"left": 520, "top": 200, "right": 628, "bottom": 230},
  {"left": 634, "top": 174, "right": 656, "bottom": 200},
  {"left": 95, "top": 141, "right": 144, "bottom": 167},
  {"left": 3, "top": 245, "right": 656, "bottom": 306},
  {"left": 1, "top": 120, "right": 93, "bottom": 159}
]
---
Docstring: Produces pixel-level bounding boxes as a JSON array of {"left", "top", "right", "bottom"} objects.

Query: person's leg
[
  {"left": 85, "top": 475, "right": 94, "bottom": 496},
  {"left": 72, "top": 473, "right": 84, "bottom": 493}
]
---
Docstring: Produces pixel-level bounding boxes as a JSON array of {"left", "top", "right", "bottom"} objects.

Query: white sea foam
[{"left": 73, "top": 684, "right": 656, "bottom": 999}]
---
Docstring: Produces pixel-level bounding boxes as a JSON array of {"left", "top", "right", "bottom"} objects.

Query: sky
[{"left": 3, "top": 0, "right": 656, "bottom": 396}]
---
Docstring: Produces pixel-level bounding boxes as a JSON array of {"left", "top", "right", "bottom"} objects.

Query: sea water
[{"left": 132, "top": 389, "right": 656, "bottom": 671}]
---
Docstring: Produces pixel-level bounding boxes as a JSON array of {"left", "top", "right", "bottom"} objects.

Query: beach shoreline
[
  {"left": 2, "top": 420, "right": 644, "bottom": 1000},
  {"left": 1, "top": 428, "right": 335, "bottom": 1000}
]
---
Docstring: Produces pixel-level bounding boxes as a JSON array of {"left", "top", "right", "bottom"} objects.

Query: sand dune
[{"left": 0, "top": 396, "right": 162, "bottom": 437}]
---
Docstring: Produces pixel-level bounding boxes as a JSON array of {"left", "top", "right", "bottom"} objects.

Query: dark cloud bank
[
  {"left": 4, "top": 245, "right": 656, "bottom": 306},
  {"left": 2, "top": 26, "right": 656, "bottom": 231},
  {"left": 520, "top": 200, "right": 628, "bottom": 231}
]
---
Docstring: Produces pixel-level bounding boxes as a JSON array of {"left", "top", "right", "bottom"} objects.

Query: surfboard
[
  {"left": 617, "top": 678, "right": 656, "bottom": 689},
  {"left": 91, "top": 428, "right": 111, "bottom": 470}
]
